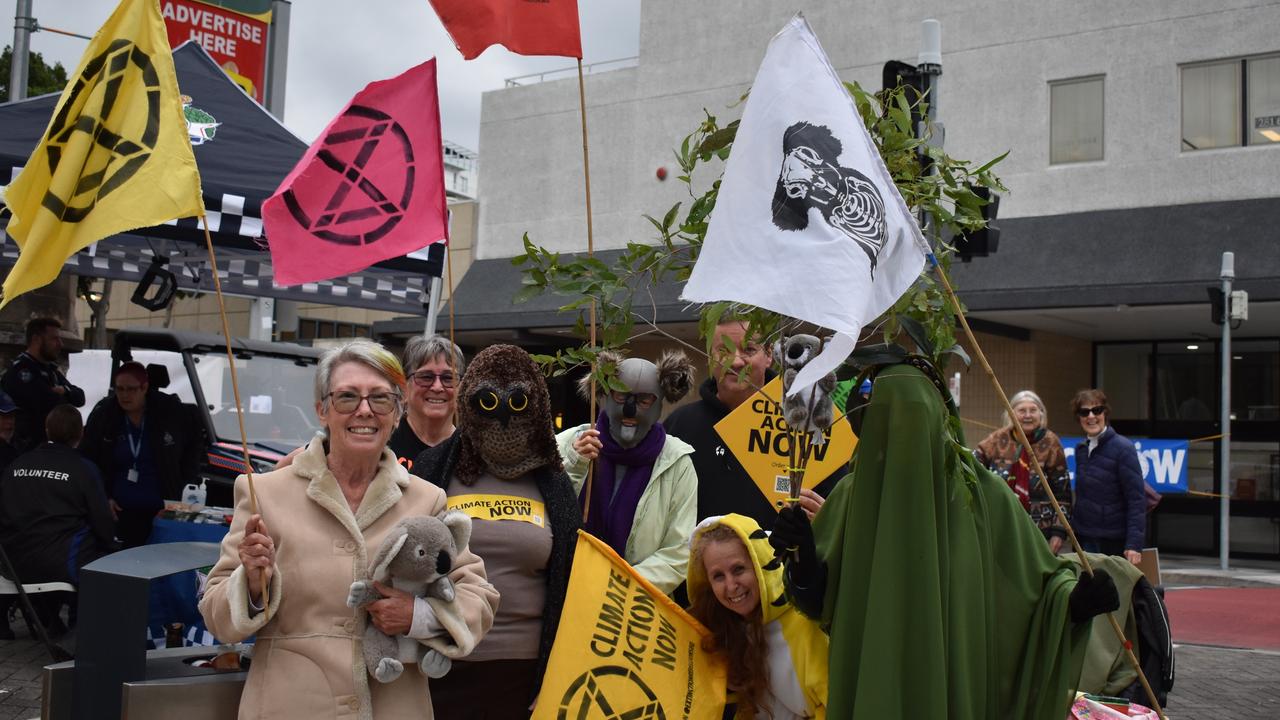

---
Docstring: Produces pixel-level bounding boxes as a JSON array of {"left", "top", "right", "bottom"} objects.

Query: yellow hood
[{"left": 687, "top": 513, "right": 792, "bottom": 624}]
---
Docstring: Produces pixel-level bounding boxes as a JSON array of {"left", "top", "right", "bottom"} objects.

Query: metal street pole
[
  {"left": 265, "top": 1, "right": 293, "bottom": 339},
  {"left": 423, "top": 275, "right": 442, "bottom": 337},
  {"left": 1219, "top": 251, "right": 1233, "bottom": 570},
  {"left": 10, "top": 0, "right": 33, "bottom": 101},
  {"left": 264, "top": 0, "right": 291, "bottom": 119},
  {"left": 916, "top": 19, "right": 942, "bottom": 239},
  {"left": 918, "top": 19, "right": 941, "bottom": 121}
]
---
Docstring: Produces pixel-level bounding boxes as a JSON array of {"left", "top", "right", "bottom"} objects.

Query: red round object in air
[{"left": 655, "top": 166, "right": 668, "bottom": 181}]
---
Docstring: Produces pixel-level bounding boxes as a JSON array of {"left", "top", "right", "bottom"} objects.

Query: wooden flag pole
[
  {"left": 445, "top": 238, "right": 459, "bottom": 429},
  {"left": 930, "top": 257, "right": 1165, "bottom": 719},
  {"left": 200, "top": 213, "right": 269, "bottom": 608},
  {"left": 577, "top": 59, "right": 598, "bottom": 523}
]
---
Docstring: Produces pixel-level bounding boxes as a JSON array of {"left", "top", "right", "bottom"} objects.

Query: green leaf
[
  {"left": 513, "top": 285, "right": 542, "bottom": 304},
  {"left": 973, "top": 150, "right": 1010, "bottom": 176},
  {"left": 899, "top": 315, "right": 934, "bottom": 357},
  {"left": 698, "top": 126, "right": 737, "bottom": 157},
  {"left": 945, "top": 343, "right": 971, "bottom": 367},
  {"left": 662, "top": 202, "right": 682, "bottom": 232}
]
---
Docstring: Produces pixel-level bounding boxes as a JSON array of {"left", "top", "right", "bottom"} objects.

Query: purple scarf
[{"left": 581, "top": 412, "right": 666, "bottom": 556}]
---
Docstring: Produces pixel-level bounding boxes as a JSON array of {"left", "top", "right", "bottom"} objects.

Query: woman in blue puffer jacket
[{"left": 1071, "top": 388, "right": 1146, "bottom": 565}]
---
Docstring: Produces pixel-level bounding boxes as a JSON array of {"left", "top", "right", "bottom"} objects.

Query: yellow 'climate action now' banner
[{"left": 533, "top": 532, "right": 726, "bottom": 720}]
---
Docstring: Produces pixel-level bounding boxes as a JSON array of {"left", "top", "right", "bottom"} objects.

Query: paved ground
[
  {"left": 0, "top": 634, "right": 47, "bottom": 720},
  {"left": 1164, "top": 644, "right": 1280, "bottom": 719}
]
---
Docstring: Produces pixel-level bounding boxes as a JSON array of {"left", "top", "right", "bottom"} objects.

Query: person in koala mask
[{"left": 557, "top": 350, "right": 698, "bottom": 595}]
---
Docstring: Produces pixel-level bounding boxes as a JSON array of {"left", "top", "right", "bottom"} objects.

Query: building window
[
  {"left": 1233, "top": 340, "right": 1280, "bottom": 421},
  {"left": 1248, "top": 55, "right": 1280, "bottom": 145},
  {"left": 1155, "top": 342, "right": 1216, "bottom": 421},
  {"left": 1181, "top": 53, "right": 1280, "bottom": 151},
  {"left": 1096, "top": 343, "right": 1151, "bottom": 420},
  {"left": 1049, "top": 76, "right": 1104, "bottom": 164},
  {"left": 297, "top": 319, "right": 370, "bottom": 340}
]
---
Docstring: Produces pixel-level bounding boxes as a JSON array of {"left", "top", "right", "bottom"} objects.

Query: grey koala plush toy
[
  {"left": 347, "top": 510, "right": 473, "bottom": 682},
  {"left": 773, "top": 334, "right": 837, "bottom": 446}
]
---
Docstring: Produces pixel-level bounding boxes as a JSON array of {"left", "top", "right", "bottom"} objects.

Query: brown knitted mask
[{"left": 455, "top": 344, "right": 562, "bottom": 482}]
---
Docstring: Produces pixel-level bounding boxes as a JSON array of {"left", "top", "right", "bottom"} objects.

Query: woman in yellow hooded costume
[{"left": 687, "top": 513, "right": 827, "bottom": 719}]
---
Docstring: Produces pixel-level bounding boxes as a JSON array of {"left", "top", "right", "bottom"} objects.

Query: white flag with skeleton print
[{"left": 681, "top": 13, "right": 928, "bottom": 397}]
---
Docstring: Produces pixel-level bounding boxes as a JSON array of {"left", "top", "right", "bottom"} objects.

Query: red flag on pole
[
  {"left": 262, "top": 59, "right": 447, "bottom": 286},
  {"left": 427, "top": 0, "right": 582, "bottom": 60}
]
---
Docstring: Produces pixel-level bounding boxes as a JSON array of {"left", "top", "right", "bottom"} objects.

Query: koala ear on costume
[
  {"left": 440, "top": 509, "right": 472, "bottom": 552},
  {"left": 576, "top": 349, "right": 626, "bottom": 401},
  {"left": 656, "top": 350, "right": 695, "bottom": 402},
  {"left": 772, "top": 339, "right": 785, "bottom": 366},
  {"left": 370, "top": 527, "right": 409, "bottom": 583}
]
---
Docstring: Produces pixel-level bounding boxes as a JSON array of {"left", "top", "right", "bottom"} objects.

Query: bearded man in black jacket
[{"left": 664, "top": 319, "right": 840, "bottom": 531}]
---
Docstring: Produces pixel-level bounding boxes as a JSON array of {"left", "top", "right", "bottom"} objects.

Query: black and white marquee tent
[{"left": 0, "top": 42, "right": 442, "bottom": 313}]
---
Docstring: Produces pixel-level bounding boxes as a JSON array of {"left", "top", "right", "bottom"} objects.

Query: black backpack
[{"left": 1119, "top": 578, "right": 1175, "bottom": 707}]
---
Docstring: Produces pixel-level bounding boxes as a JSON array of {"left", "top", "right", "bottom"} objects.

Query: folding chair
[{"left": 0, "top": 544, "right": 75, "bottom": 662}]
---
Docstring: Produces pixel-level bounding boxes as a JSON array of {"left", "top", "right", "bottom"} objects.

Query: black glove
[
  {"left": 1069, "top": 567, "right": 1120, "bottom": 624},
  {"left": 769, "top": 505, "right": 826, "bottom": 619}
]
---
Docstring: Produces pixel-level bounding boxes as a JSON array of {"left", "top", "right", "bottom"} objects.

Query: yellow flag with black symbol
[
  {"left": 0, "top": 0, "right": 202, "bottom": 309},
  {"left": 533, "top": 531, "right": 727, "bottom": 720}
]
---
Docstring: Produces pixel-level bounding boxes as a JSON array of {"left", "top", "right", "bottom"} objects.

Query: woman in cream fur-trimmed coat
[{"left": 199, "top": 341, "right": 499, "bottom": 720}]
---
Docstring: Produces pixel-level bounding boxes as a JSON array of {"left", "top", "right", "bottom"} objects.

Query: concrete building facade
[{"left": 463, "top": 1, "right": 1280, "bottom": 558}]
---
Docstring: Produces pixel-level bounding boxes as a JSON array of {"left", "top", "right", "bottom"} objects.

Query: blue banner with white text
[{"left": 1062, "top": 437, "right": 1189, "bottom": 494}]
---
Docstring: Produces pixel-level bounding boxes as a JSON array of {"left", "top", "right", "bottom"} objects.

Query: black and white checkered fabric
[
  {"left": 162, "top": 191, "right": 262, "bottom": 239},
  {"left": 2, "top": 166, "right": 436, "bottom": 313},
  {"left": 0, "top": 235, "right": 430, "bottom": 314}
]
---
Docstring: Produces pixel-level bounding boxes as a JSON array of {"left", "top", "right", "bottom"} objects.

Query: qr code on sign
[{"left": 774, "top": 476, "right": 791, "bottom": 494}]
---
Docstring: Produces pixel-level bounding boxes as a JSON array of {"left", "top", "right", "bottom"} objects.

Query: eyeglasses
[
  {"left": 410, "top": 371, "right": 456, "bottom": 389},
  {"left": 610, "top": 391, "right": 657, "bottom": 409},
  {"left": 114, "top": 384, "right": 144, "bottom": 394},
  {"left": 1076, "top": 406, "right": 1107, "bottom": 418},
  {"left": 327, "top": 391, "right": 399, "bottom": 415},
  {"left": 713, "top": 343, "right": 762, "bottom": 361}
]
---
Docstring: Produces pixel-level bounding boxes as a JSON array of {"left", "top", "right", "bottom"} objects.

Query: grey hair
[
  {"left": 402, "top": 334, "right": 466, "bottom": 378},
  {"left": 315, "top": 339, "right": 406, "bottom": 424},
  {"left": 1008, "top": 389, "right": 1048, "bottom": 431}
]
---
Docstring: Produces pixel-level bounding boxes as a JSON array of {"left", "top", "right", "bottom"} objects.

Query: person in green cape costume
[{"left": 770, "top": 361, "right": 1121, "bottom": 719}]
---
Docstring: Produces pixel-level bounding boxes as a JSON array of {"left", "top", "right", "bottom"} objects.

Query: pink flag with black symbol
[{"left": 263, "top": 59, "right": 447, "bottom": 286}]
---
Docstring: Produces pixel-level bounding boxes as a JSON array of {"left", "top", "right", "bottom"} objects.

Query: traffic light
[
  {"left": 882, "top": 60, "right": 926, "bottom": 104},
  {"left": 953, "top": 185, "right": 1000, "bottom": 262},
  {"left": 882, "top": 60, "right": 937, "bottom": 176}
]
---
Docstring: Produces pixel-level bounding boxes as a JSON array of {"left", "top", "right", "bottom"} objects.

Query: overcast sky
[{"left": 22, "top": 0, "right": 642, "bottom": 151}]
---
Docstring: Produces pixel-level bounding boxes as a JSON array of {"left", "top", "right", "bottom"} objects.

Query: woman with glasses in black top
[
  {"left": 388, "top": 336, "right": 466, "bottom": 471},
  {"left": 1070, "top": 388, "right": 1146, "bottom": 565}
]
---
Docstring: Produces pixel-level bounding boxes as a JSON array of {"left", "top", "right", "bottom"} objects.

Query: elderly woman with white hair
[
  {"left": 974, "top": 389, "right": 1073, "bottom": 553},
  {"left": 199, "top": 340, "right": 498, "bottom": 719}
]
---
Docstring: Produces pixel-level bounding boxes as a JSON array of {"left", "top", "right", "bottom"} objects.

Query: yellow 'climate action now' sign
[
  {"left": 714, "top": 376, "right": 856, "bottom": 511},
  {"left": 533, "top": 532, "right": 726, "bottom": 720}
]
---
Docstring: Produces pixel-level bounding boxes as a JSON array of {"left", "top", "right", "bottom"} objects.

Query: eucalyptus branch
[{"left": 514, "top": 81, "right": 1005, "bottom": 385}]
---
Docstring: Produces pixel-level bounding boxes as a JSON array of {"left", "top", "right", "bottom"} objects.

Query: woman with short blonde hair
[{"left": 201, "top": 339, "right": 498, "bottom": 719}]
